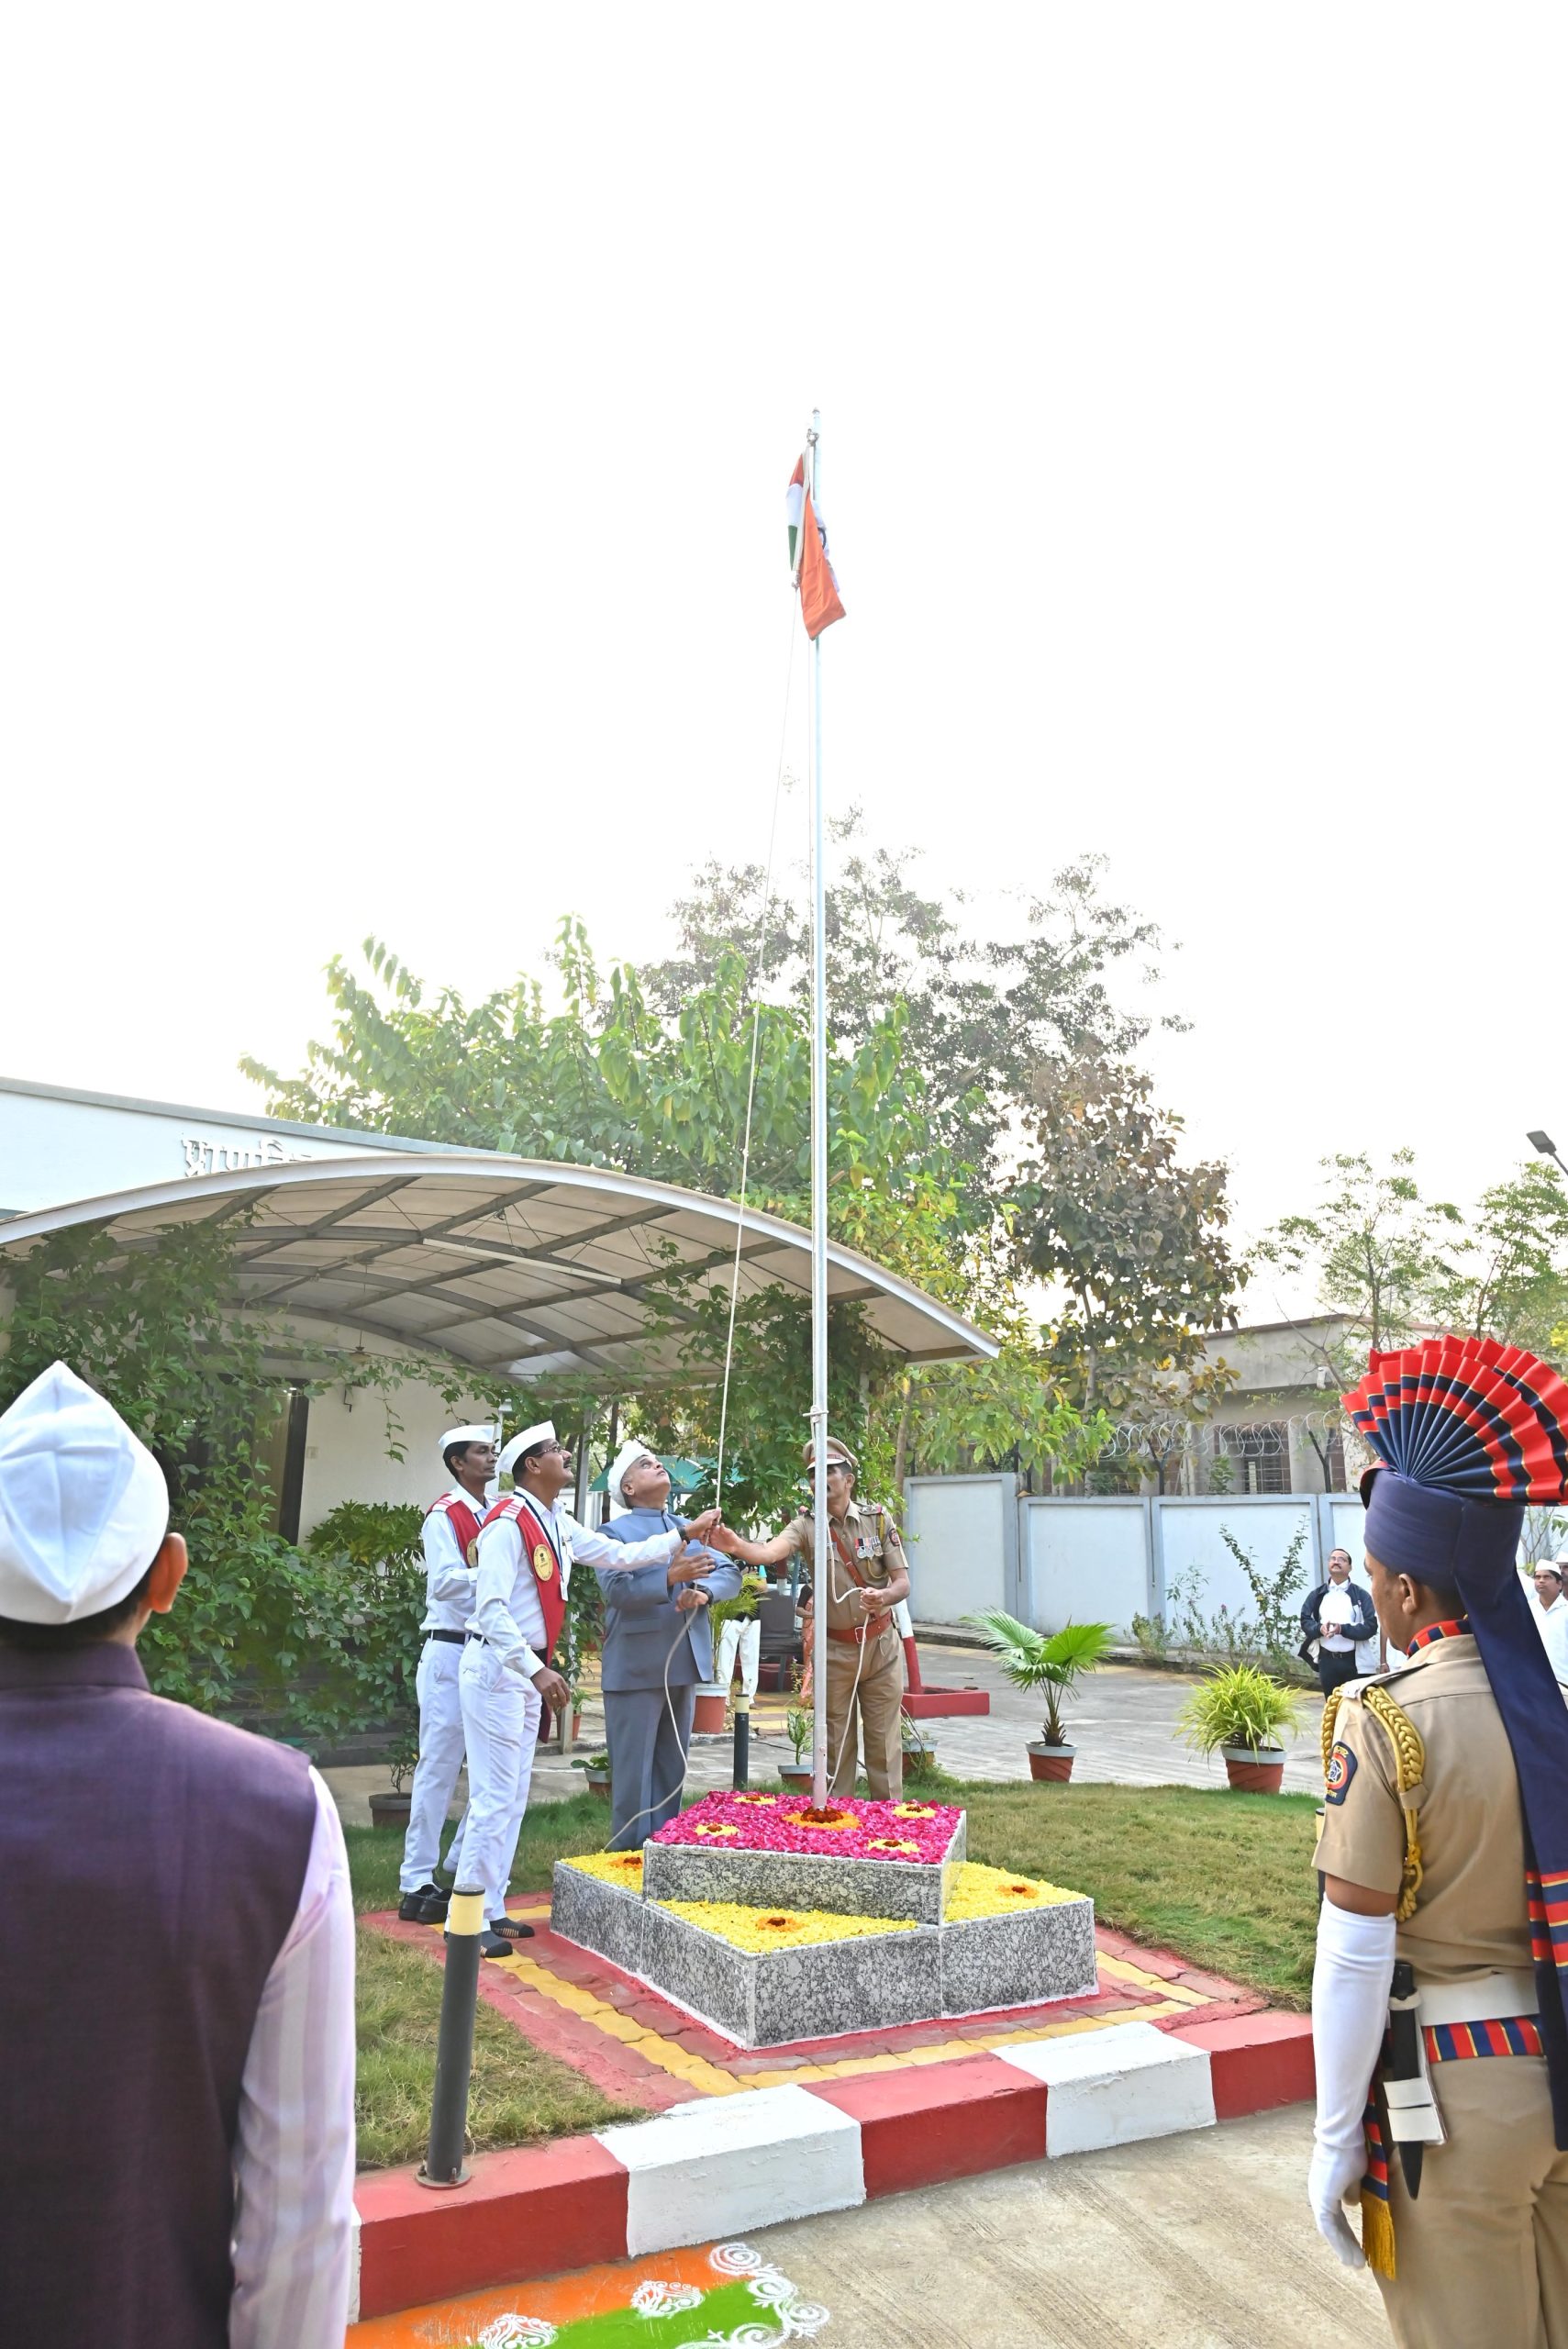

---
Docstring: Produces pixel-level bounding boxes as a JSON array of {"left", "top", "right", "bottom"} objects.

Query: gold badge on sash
[{"left": 532, "top": 1541, "right": 556, "bottom": 1583}]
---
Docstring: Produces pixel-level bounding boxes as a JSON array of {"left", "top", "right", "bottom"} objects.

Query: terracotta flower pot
[
  {"left": 583, "top": 1767, "right": 612, "bottom": 1801},
  {"left": 1027, "top": 1741, "right": 1076, "bottom": 1783},
  {"left": 779, "top": 1764, "right": 814, "bottom": 1793},
  {"left": 1221, "top": 1743, "right": 1285, "bottom": 1794},
  {"left": 368, "top": 1791, "right": 412, "bottom": 1831},
  {"left": 692, "top": 1681, "right": 728, "bottom": 1735}
]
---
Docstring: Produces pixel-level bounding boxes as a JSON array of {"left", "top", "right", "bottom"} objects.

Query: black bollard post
[
  {"left": 418, "top": 1884, "right": 484, "bottom": 2189},
  {"left": 731, "top": 1692, "right": 751, "bottom": 1790}
]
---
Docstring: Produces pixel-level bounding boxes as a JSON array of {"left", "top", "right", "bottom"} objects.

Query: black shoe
[
  {"left": 398, "top": 1885, "right": 441, "bottom": 1921},
  {"left": 479, "top": 1931, "right": 515, "bottom": 1959},
  {"left": 415, "top": 1887, "right": 450, "bottom": 1924},
  {"left": 487, "top": 1915, "right": 535, "bottom": 1941}
]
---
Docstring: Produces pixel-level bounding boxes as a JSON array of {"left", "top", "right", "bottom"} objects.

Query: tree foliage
[
  {"left": 243, "top": 832, "right": 1244, "bottom": 1509},
  {"left": 1256, "top": 1148, "right": 1568, "bottom": 1387},
  {"left": 0, "top": 1219, "right": 473, "bottom": 1730},
  {"left": 1013, "top": 1056, "right": 1242, "bottom": 1402}
]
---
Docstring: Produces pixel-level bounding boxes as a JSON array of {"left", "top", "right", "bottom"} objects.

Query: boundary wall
[{"left": 903, "top": 1476, "right": 1368, "bottom": 1637}]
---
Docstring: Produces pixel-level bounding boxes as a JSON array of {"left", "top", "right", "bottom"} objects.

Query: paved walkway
[
  {"left": 324, "top": 1647, "right": 1328, "bottom": 1827},
  {"left": 347, "top": 2108, "right": 1382, "bottom": 2346}
]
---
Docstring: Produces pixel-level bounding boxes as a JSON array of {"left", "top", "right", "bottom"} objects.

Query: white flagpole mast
[{"left": 806, "top": 407, "right": 830, "bottom": 1811}]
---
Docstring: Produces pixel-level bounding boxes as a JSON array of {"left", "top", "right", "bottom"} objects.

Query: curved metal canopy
[{"left": 0, "top": 1152, "right": 998, "bottom": 1385}]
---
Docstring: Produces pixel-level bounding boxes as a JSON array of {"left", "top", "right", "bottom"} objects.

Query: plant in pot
[
  {"left": 780, "top": 1706, "right": 815, "bottom": 1792},
  {"left": 900, "top": 1707, "right": 939, "bottom": 1782},
  {"left": 1177, "top": 1663, "right": 1304, "bottom": 1793},
  {"left": 571, "top": 1748, "right": 613, "bottom": 1799},
  {"left": 368, "top": 1731, "right": 419, "bottom": 1831},
  {"left": 964, "top": 1610, "right": 1115, "bottom": 1784},
  {"left": 702, "top": 1575, "right": 767, "bottom": 1732}
]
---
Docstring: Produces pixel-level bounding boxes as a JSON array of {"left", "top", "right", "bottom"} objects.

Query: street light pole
[{"left": 1528, "top": 1130, "right": 1568, "bottom": 1181}]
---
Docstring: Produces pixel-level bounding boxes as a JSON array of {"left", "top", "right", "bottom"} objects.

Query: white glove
[
  {"left": 1308, "top": 2141, "right": 1368, "bottom": 2268},
  {"left": 1309, "top": 1895, "right": 1397, "bottom": 2267}
]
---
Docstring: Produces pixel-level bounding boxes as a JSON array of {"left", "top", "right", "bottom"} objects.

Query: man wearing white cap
[
  {"left": 398, "top": 1420, "right": 496, "bottom": 1924},
  {"left": 598, "top": 1440, "right": 742, "bottom": 1848},
  {"left": 0, "top": 1363, "right": 355, "bottom": 2347},
  {"left": 451, "top": 1419, "right": 721, "bottom": 1956}
]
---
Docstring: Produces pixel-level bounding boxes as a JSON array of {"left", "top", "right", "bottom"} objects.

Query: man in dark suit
[{"left": 1300, "top": 1544, "right": 1379, "bottom": 1694}]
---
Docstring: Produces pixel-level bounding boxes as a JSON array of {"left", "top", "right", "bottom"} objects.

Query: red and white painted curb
[{"left": 351, "top": 2009, "right": 1313, "bottom": 2321}]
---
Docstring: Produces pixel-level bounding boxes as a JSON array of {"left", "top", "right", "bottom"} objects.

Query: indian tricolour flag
[
  {"left": 785, "top": 453, "right": 846, "bottom": 639},
  {"left": 785, "top": 455, "right": 806, "bottom": 572}
]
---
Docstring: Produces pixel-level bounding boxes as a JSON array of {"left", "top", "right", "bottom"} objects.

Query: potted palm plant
[
  {"left": 1177, "top": 1664, "right": 1304, "bottom": 1793},
  {"left": 964, "top": 1610, "right": 1115, "bottom": 1783},
  {"left": 780, "top": 1706, "right": 814, "bottom": 1793}
]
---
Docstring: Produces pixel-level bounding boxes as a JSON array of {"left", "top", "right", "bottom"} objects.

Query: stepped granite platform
[{"left": 550, "top": 1794, "right": 1098, "bottom": 2049}]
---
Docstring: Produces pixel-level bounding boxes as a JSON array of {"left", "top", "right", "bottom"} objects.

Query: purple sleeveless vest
[{"left": 0, "top": 1643, "right": 317, "bottom": 2346}]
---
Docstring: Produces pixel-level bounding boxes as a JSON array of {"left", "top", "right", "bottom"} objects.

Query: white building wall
[
  {"left": 902, "top": 1474, "right": 1016, "bottom": 1622},
  {"left": 1022, "top": 1498, "right": 1149, "bottom": 1636},
  {"left": 297, "top": 1377, "right": 498, "bottom": 1539},
  {"left": 1156, "top": 1497, "right": 1315, "bottom": 1620}
]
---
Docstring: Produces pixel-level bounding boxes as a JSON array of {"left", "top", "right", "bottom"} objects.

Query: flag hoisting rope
[{"left": 792, "top": 412, "right": 844, "bottom": 1807}]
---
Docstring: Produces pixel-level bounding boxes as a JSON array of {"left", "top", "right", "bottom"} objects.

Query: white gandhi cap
[
  {"left": 607, "top": 1437, "right": 660, "bottom": 1503},
  {"left": 439, "top": 1423, "right": 495, "bottom": 1460},
  {"left": 0, "top": 1362, "right": 171, "bottom": 1625},
  {"left": 497, "top": 1419, "right": 557, "bottom": 1478}
]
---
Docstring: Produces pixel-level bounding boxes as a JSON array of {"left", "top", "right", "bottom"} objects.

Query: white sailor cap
[
  {"left": 439, "top": 1423, "right": 495, "bottom": 1461},
  {"left": 497, "top": 1419, "right": 558, "bottom": 1478},
  {"left": 607, "top": 1437, "right": 661, "bottom": 1503},
  {"left": 0, "top": 1362, "right": 171, "bottom": 1625}
]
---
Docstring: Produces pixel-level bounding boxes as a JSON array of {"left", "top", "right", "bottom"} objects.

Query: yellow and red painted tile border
[{"left": 351, "top": 1901, "right": 1313, "bottom": 2323}]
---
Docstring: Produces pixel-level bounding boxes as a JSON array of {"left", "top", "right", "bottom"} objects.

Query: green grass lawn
[
  {"left": 354, "top": 1924, "right": 634, "bottom": 2170},
  {"left": 348, "top": 1775, "right": 1319, "bottom": 2168},
  {"left": 952, "top": 1780, "right": 1319, "bottom": 2008}
]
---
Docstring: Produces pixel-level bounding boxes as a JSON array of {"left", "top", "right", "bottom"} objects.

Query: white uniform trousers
[
  {"left": 715, "top": 1615, "right": 761, "bottom": 1698},
  {"left": 450, "top": 1639, "right": 542, "bottom": 1920},
  {"left": 398, "top": 1637, "right": 469, "bottom": 1894}
]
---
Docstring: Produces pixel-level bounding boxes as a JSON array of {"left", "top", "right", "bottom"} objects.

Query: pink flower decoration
[{"left": 651, "top": 1792, "right": 962, "bottom": 1865}]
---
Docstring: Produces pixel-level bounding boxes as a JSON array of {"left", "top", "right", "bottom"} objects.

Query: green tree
[
  {"left": 1434, "top": 1159, "right": 1568, "bottom": 1359},
  {"left": 1255, "top": 1149, "right": 1468, "bottom": 1390},
  {"left": 1012, "top": 1055, "right": 1242, "bottom": 1404},
  {"left": 639, "top": 821, "right": 1184, "bottom": 1205}
]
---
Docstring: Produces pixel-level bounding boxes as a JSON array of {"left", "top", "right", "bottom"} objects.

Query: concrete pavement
[
  {"left": 739, "top": 2105, "right": 1383, "bottom": 2348},
  {"left": 325, "top": 1647, "right": 1328, "bottom": 1825}
]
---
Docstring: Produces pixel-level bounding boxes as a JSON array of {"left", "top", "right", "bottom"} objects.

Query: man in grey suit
[{"left": 596, "top": 1442, "right": 740, "bottom": 1850}]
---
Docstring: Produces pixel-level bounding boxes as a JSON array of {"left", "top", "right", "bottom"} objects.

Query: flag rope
[{"left": 610, "top": 599, "right": 804, "bottom": 1850}]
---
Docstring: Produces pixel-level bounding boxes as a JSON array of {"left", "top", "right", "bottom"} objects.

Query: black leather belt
[{"left": 426, "top": 1628, "right": 465, "bottom": 1645}]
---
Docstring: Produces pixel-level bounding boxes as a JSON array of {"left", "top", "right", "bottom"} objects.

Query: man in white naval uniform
[
  {"left": 398, "top": 1423, "right": 495, "bottom": 1925},
  {"left": 451, "top": 1419, "right": 721, "bottom": 1957}
]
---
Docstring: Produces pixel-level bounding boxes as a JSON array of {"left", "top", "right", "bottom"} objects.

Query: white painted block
[
  {"left": 997, "top": 2020, "right": 1216, "bottom": 2156},
  {"left": 346, "top": 2202, "right": 361, "bottom": 2325},
  {"left": 595, "top": 2084, "right": 865, "bottom": 2257}
]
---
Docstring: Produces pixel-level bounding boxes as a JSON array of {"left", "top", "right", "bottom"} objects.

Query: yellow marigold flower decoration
[
  {"left": 693, "top": 1822, "right": 741, "bottom": 1839},
  {"left": 783, "top": 1809, "right": 861, "bottom": 1832},
  {"left": 942, "top": 1862, "right": 1083, "bottom": 1922},
  {"left": 658, "top": 1899, "right": 917, "bottom": 1953},
  {"left": 866, "top": 1837, "right": 919, "bottom": 1854},
  {"left": 730, "top": 1794, "right": 779, "bottom": 1807},
  {"left": 559, "top": 1850, "right": 646, "bottom": 1887},
  {"left": 891, "top": 1802, "right": 938, "bottom": 1820}
]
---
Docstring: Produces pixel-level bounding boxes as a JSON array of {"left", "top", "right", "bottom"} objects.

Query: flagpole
[{"left": 807, "top": 407, "right": 830, "bottom": 1812}]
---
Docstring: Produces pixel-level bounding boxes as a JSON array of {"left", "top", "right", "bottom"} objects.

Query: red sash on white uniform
[
  {"left": 480, "top": 1495, "right": 567, "bottom": 1660},
  {"left": 426, "top": 1491, "right": 483, "bottom": 1566}
]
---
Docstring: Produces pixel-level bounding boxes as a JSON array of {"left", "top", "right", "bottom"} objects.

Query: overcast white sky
[{"left": 4, "top": 6, "right": 1564, "bottom": 1313}]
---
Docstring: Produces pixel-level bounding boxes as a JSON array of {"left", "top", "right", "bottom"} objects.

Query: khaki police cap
[{"left": 802, "top": 1436, "right": 859, "bottom": 1472}]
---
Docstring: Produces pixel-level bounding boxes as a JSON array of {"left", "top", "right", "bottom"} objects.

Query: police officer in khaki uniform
[
  {"left": 1310, "top": 1337, "right": 1568, "bottom": 2346},
  {"left": 712, "top": 1438, "right": 911, "bottom": 1799}
]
